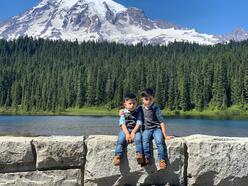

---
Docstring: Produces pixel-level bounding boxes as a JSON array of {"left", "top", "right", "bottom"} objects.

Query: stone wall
[{"left": 0, "top": 135, "right": 247, "bottom": 186}]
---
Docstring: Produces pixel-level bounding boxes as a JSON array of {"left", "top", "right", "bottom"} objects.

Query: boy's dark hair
[
  {"left": 124, "top": 93, "right": 137, "bottom": 101},
  {"left": 119, "top": 93, "right": 137, "bottom": 109},
  {"left": 141, "top": 88, "right": 155, "bottom": 97}
]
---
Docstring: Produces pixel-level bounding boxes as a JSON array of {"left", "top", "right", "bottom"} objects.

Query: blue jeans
[
  {"left": 115, "top": 128, "right": 143, "bottom": 157},
  {"left": 142, "top": 128, "right": 168, "bottom": 160}
]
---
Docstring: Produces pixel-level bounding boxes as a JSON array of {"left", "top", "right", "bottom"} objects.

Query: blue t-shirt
[{"left": 119, "top": 108, "right": 142, "bottom": 129}]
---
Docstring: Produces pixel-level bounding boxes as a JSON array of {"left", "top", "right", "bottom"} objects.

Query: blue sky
[{"left": 0, "top": 0, "right": 247, "bottom": 34}]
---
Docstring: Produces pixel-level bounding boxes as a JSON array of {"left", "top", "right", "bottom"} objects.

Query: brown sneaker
[
  {"left": 141, "top": 157, "right": 150, "bottom": 167},
  {"left": 159, "top": 160, "right": 167, "bottom": 170},
  {"left": 136, "top": 153, "right": 144, "bottom": 164},
  {"left": 113, "top": 155, "right": 121, "bottom": 166}
]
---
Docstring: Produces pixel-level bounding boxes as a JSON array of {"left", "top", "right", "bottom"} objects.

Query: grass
[
  {"left": 60, "top": 107, "right": 119, "bottom": 116},
  {"left": 0, "top": 106, "right": 119, "bottom": 116},
  {"left": 163, "top": 105, "right": 248, "bottom": 120}
]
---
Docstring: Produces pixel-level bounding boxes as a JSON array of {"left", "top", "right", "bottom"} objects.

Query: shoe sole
[{"left": 136, "top": 157, "right": 143, "bottom": 164}]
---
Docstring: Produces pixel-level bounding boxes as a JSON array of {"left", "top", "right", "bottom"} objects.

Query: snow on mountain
[
  {"left": 216, "top": 28, "right": 248, "bottom": 42},
  {"left": 0, "top": 0, "right": 231, "bottom": 45}
]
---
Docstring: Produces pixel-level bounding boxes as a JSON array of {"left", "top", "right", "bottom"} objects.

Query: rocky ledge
[{"left": 0, "top": 135, "right": 247, "bottom": 186}]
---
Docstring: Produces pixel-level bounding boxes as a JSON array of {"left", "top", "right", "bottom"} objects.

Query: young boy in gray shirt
[{"left": 139, "top": 88, "right": 173, "bottom": 169}]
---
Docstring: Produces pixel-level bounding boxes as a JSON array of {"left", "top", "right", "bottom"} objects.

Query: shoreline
[{"left": 0, "top": 106, "right": 248, "bottom": 120}]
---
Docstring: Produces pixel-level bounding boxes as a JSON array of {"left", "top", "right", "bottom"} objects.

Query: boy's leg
[
  {"left": 142, "top": 129, "right": 152, "bottom": 160},
  {"left": 115, "top": 130, "right": 126, "bottom": 157},
  {"left": 134, "top": 131, "right": 144, "bottom": 164},
  {"left": 153, "top": 128, "right": 167, "bottom": 161},
  {"left": 134, "top": 131, "right": 143, "bottom": 154}
]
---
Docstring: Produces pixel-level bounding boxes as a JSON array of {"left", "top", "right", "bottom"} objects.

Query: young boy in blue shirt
[
  {"left": 113, "top": 93, "right": 143, "bottom": 166},
  {"left": 139, "top": 88, "right": 173, "bottom": 170}
]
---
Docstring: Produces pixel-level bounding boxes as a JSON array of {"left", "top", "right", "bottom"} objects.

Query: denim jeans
[
  {"left": 115, "top": 128, "right": 143, "bottom": 157},
  {"left": 142, "top": 128, "right": 168, "bottom": 160}
]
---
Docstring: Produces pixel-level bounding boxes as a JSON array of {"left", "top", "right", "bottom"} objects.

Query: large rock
[
  {"left": 84, "top": 135, "right": 186, "bottom": 186},
  {"left": 1, "top": 134, "right": 248, "bottom": 186},
  {"left": 0, "top": 169, "right": 82, "bottom": 186},
  {"left": 32, "top": 136, "right": 86, "bottom": 170},
  {"left": 185, "top": 135, "right": 248, "bottom": 186},
  {"left": 0, "top": 137, "right": 35, "bottom": 173}
]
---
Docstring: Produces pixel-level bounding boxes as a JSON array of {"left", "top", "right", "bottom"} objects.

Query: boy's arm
[
  {"left": 160, "top": 123, "right": 170, "bottom": 139},
  {"left": 133, "top": 107, "right": 143, "bottom": 134},
  {"left": 119, "top": 115, "right": 131, "bottom": 143},
  {"left": 156, "top": 107, "right": 174, "bottom": 140},
  {"left": 119, "top": 109, "right": 124, "bottom": 116},
  {"left": 131, "top": 123, "right": 141, "bottom": 134},
  {"left": 119, "top": 108, "right": 128, "bottom": 116},
  {"left": 130, "top": 124, "right": 141, "bottom": 141},
  {"left": 121, "top": 124, "right": 132, "bottom": 143},
  {"left": 155, "top": 107, "right": 166, "bottom": 124},
  {"left": 121, "top": 124, "right": 130, "bottom": 136},
  {"left": 130, "top": 108, "right": 143, "bottom": 141}
]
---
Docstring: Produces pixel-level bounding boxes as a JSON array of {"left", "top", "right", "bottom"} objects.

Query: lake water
[{"left": 0, "top": 115, "right": 248, "bottom": 137}]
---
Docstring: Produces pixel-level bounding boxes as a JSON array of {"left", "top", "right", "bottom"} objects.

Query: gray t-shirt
[{"left": 138, "top": 103, "right": 166, "bottom": 130}]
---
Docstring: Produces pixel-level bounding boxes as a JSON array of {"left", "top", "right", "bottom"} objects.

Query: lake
[{"left": 0, "top": 115, "right": 248, "bottom": 137}]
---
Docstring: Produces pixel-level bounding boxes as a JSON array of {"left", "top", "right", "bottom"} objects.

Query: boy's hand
[
  {"left": 164, "top": 135, "right": 174, "bottom": 140},
  {"left": 119, "top": 109, "right": 124, "bottom": 116},
  {"left": 125, "top": 133, "right": 132, "bottom": 143}
]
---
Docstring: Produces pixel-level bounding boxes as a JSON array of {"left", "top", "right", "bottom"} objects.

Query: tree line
[{"left": 0, "top": 37, "right": 247, "bottom": 112}]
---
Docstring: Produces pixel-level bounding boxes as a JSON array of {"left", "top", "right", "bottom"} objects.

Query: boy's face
[
  {"left": 142, "top": 96, "right": 154, "bottom": 106},
  {"left": 124, "top": 99, "right": 137, "bottom": 111}
]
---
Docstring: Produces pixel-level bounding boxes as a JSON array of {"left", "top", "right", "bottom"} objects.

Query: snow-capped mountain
[
  {"left": 216, "top": 28, "right": 248, "bottom": 42},
  {"left": 0, "top": 0, "right": 236, "bottom": 45}
]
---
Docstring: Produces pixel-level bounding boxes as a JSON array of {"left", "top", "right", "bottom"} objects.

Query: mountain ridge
[{"left": 0, "top": 0, "right": 247, "bottom": 45}]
